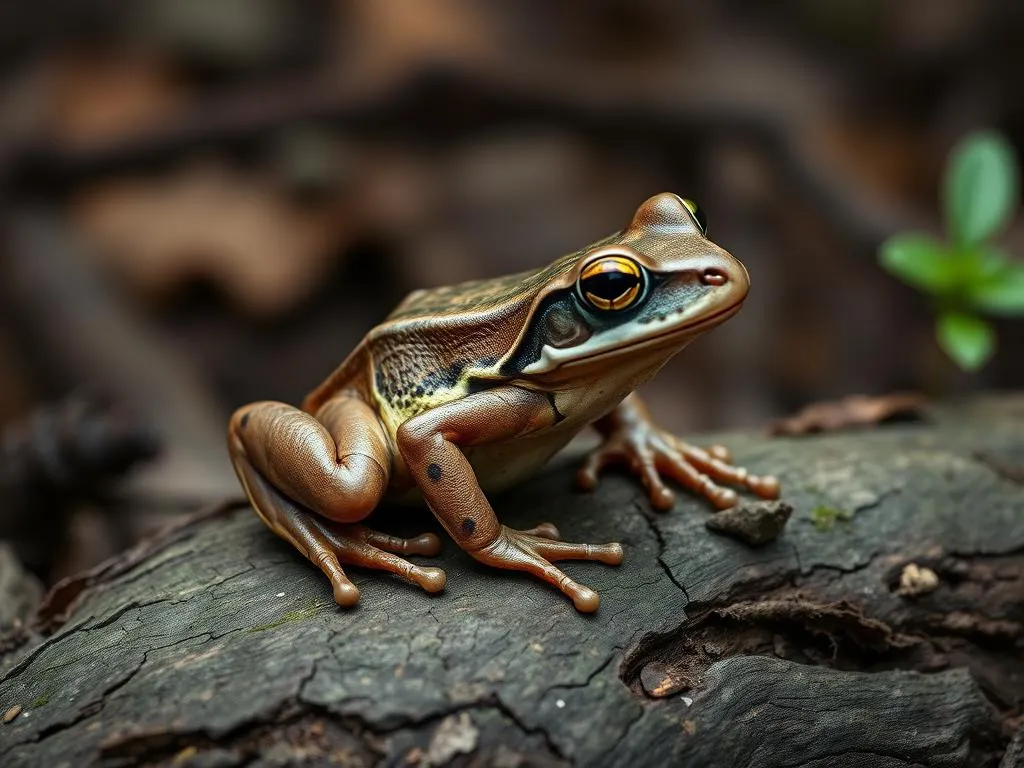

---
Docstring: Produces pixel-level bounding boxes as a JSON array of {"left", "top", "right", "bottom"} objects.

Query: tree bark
[{"left": 1, "top": 394, "right": 1022, "bottom": 767}]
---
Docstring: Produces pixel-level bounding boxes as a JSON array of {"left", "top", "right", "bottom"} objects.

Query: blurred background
[{"left": 1, "top": 0, "right": 1022, "bottom": 589}]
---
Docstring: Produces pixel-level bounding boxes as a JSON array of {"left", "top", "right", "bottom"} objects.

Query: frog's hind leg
[{"left": 228, "top": 397, "right": 445, "bottom": 606}]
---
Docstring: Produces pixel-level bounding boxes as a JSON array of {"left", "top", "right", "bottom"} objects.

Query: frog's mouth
[
  {"left": 519, "top": 295, "right": 744, "bottom": 381},
  {"left": 566, "top": 300, "right": 744, "bottom": 367}
]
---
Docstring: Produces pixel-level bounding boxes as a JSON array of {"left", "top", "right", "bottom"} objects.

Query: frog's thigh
[
  {"left": 229, "top": 397, "right": 389, "bottom": 522},
  {"left": 229, "top": 399, "right": 445, "bottom": 607}
]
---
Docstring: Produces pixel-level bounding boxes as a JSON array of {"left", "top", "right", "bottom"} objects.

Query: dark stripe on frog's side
[{"left": 498, "top": 291, "right": 581, "bottom": 377}]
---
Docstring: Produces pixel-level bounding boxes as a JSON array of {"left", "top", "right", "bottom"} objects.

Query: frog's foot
[
  {"left": 296, "top": 518, "right": 446, "bottom": 606},
  {"left": 239, "top": 455, "right": 446, "bottom": 605},
  {"left": 470, "top": 524, "right": 623, "bottom": 613},
  {"left": 577, "top": 424, "right": 779, "bottom": 512}
]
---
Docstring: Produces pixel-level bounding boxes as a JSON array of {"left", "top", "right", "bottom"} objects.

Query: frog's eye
[
  {"left": 681, "top": 198, "right": 707, "bottom": 236},
  {"left": 578, "top": 255, "right": 644, "bottom": 312}
]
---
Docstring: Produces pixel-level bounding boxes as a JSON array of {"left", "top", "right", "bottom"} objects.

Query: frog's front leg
[
  {"left": 228, "top": 396, "right": 445, "bottom": 606},
  {"left": 577, "top": 393, "right": 780, "bottom": 511},
  {"left": 397, "top": 387, "right": 623, "bottom": 613}
]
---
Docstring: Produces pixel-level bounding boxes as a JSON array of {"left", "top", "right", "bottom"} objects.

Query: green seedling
[
  {"left": 810, "top": 505, "right": 854, "bottom": 531},
  {"left": 880, "top": 130, "right": 1024, "bottom": 370}
]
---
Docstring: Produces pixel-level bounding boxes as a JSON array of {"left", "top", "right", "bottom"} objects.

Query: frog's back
[
  {"left": 383, "top": 248, "right": 581, "bottom": 323},
  {"left": 302, "top": 244, "right": 603, "bottom": 421}
]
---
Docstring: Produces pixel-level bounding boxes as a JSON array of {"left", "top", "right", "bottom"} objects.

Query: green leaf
[
  {"left": 810, "top": 505, "right": 854, "bottom": 531},
  {"left": 943, "top": 130, "right": 1020, "bottom": 247},
  {"left": 970, "top": 262, "right": 1024, "bottom": 316},
  {"left": 810, "top": 506, "right": 837, "bottom": 531},
  {"left": 879, "top": 234, "right": 955, "bottom": 294},
  {"left": 936, "top": 312, "right": 995, "bottom": 371},
  {"left": 965, "top": 246, "right": 1010, "bottom": 283}
]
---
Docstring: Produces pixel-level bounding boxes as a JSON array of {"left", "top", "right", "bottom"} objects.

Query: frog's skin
[{"left": 228, "top": 193, "right": 779, "bottom": 613}]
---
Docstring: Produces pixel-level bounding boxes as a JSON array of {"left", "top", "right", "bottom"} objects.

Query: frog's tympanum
[{"left": 228, "top": 193, "right": 780, "bottom": 612}]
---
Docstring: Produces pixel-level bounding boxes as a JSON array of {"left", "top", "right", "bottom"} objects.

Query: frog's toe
[
  {"left": 655, "top": 451, "right": 737, "bottom": 509},
  {"left": 707, "top": 444, "right": 732, "bottom": 463},
  {"left": 572, "top": 587, "right": 601, "bottom": 613},
  {"left": 520, "top": 522, "right": 561, "bottom": 540},
  {"left": 710, "top": 486, "right": 739, "bottom": 510},
  {"left": 472, "top": 526, "right": 620, "bottom": 612},
  {"left": 417, "top": 566, "right": 447, "bottom": 593},
  {"left": 308, "top": 546, "right": 361, "bottom": 607},
  {"left": 357, "top": 527, "right": 443, "bottom": 557},
  {"left": 332, "top": 580, "right": 361, "bottom": 607},
  {"left": 626, "top": 445, "right": 676, "bottom": 511},
  {"left": 576, "top": 446, "right": 620, "bottom": 491},
  {"left": 675, "top": 443, "right": 779, "bottom": 502},
  {"left": 411, "top": 532, "right": 444, "bottom": 555},
  {"left": 346, "top": 543, "right": 448, "bottom": 596},
  {"left": 302, "top": 521, "right": 448, "bottom": 597},
  {"left": 520, "top": 532, "right": 624, "bottom": 566},
  {"left": 749, "top": 474, "right": 781, "bottom": 499},
  {"left": 645, "top": 480, "right": 676, "bottom": 512}
]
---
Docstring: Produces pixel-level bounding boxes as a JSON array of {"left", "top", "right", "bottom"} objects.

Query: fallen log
[{"left": 1, "top": 394, "right": 1022, "bottom": 767}]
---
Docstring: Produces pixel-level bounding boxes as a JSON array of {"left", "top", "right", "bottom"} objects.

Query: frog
[{"left": 228, "top": 193, "right": 779, "bottom": 613}]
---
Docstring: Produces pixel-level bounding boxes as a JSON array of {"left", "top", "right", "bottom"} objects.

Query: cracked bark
[{"left": 1, "top": 394, "right": 1023, "bottom": 767}]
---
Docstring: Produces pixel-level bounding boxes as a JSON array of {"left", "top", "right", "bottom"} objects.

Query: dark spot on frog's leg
[
  {"left": 461, "top": 518, "right": 476, "bottom": 535},
  {"left": 427, "top": 463, "right": 442, "bottom": 482},
  {"left": 240, "top": 412, "right": 250, "bottom": 429},
  {"left": 415, "top": 386, "right": 424, "bottom": 397}
]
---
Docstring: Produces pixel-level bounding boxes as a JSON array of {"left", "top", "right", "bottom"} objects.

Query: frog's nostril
[{"left": 701, "top": 268, "right": 729, "bottom": 286}]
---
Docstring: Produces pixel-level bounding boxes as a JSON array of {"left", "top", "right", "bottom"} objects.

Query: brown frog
[{"left": 228, "top": 193, "right": 779, "bottom": 612}]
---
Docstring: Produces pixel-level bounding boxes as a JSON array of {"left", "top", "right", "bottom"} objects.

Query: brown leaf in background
[
  {"left": 333, "top": 0, "right": 491, "bottom": 89},
  {"left": 769, "top": 392, "right": 928, "bottom": 436},
  {"left": 72, "top": 159, "right": 356, "bottom": 316},
  {"left": 46, "top": 48, "right": 192, "bottom": 148}
]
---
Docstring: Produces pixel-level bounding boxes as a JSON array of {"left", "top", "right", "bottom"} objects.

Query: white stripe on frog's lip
[{"left": 519, "top": 297, "right": 743, "bottom": 376}]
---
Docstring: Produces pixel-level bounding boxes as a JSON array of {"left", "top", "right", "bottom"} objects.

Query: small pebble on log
[{"left": 705, "top": 500, "right": 793, "bottom": 546}]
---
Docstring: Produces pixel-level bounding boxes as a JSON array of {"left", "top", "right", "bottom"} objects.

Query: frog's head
[{"left": 503, "top": 193, "right": 749, "bottom": 386}]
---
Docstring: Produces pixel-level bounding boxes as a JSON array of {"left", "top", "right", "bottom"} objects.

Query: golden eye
[
  {"left": 681, "top": 198, "right": 707, "bottom": 236},
  {"left": 578, "top": 255, "right": 644, "bottom": 311}
]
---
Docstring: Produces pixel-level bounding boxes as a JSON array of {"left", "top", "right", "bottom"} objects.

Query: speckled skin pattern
[{"left": 228, "top": 193, "right": 780, "bottom": 612}]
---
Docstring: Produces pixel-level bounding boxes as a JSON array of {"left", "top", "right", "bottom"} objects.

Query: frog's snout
[
  {"left": 701, "top": 267, "right": 729, "bottom": 286},
  {"left": 675, "top": 250, "right": 750, "bottom": 304}
]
